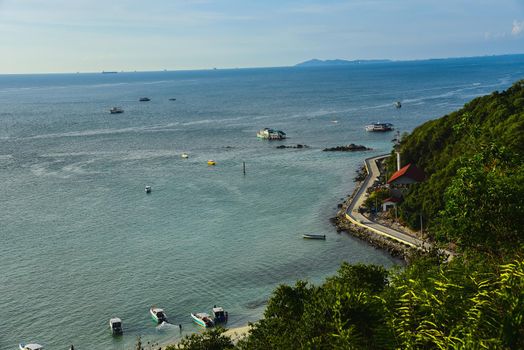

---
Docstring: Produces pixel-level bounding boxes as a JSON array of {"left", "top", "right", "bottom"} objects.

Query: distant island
[{"left": 295, "top": 58, "right": 391, "bottom": 67}]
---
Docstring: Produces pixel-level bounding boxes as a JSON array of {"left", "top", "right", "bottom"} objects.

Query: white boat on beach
[
  {"left": 302, "top": 234, "right": 326, "bottom": 240},
  {"left": 150, "top": 306, "right": 168, "bottom": 324},
  {"left": 191, "top": 312, "right": 215, "bottom": 328},
  {"left": 19, "top": 344, "right": 44, "bottom": 350}
]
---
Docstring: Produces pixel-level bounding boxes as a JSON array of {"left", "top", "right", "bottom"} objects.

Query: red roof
[
  {"left": 387, "top": 163, "right": 425, "bottom": 184},
  {"left": 382, "top": 197, "right": 402, "bottom": 203}
]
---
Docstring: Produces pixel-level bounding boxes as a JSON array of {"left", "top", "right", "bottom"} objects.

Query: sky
[{"left": 0, "top": 0, "right": 523, "bottom": 73}]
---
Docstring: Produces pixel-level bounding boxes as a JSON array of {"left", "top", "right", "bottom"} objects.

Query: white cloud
[{"left": 512, "top": 20, "right": 524, "bottom": 36}]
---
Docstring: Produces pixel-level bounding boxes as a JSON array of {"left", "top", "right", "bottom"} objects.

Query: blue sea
[{"left": 1, "top": 55, "right": 523, "bottom": 349}]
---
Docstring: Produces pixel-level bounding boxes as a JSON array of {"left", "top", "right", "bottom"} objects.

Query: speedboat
[
  {"left": 19, "top": 344, "right": 44, "bottom": 350},
  {"left": 302, "top": 234, "right": 326, "bottom": 240},
  {"left": 365, "top": 122, "right": 394, "bottom": 132},
  {"left": 109, "top": 107, "right": 124, "bottom": 114},
  {"left": 207, "top": 160, "right": 216, "bottom": 166},
  {"left": 109, "top": 317, "right": 123, "bottom": 335},
  {"left": 191, "top": 312, "right": 215, "bottom": 328},
  {"left": 181, "top": 153, "right": 189, "bottom": 159},
  {"left": 139, "top": 97, "right": 151, "bottom": 102},
  {"left": 212, "top": 306, "right": 227, "bottom": 323},
  {"left": 150, "top": 306, "right": 168, "bottom": 324},
  {"left": 145, "top": 185, "right": 152, "bottom": 193}
]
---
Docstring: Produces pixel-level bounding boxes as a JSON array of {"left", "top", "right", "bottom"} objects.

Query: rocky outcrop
[{"left": 323, "top": 144, "right": 370, "bottom": 152}]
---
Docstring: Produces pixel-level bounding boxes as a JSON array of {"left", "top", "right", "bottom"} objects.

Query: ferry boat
[
  {"left": 109, "top": 107, "right": 124, "bottom": 114},
  {"left": 19, "top": 344, "right": 44, "bottom": 350},
  {"left": 256, "top": 128, "right": 286, "bottom": 140},
  {"left": 109, "top": 317, "right": 123, "bottom": 335},
  {"left": 139, "top": 97, "right": 151, "bottom": 102},
  {"left": 150, "top": 306, "right": 168, "bottom": 324},
  {"left": 212, "top": 306, "right": 227, "bottom": 323},
  {"left": 365, "top": 122, "right": 394, "bottom": 132},
  {"left": 191, "top": 312, "right": 215, "bottom": 328},
  {"left": 302, "top": 234, "right": 326, "bottom": 240}
]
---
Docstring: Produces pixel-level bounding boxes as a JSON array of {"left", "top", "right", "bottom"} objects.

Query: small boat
[
  {"left": 145, "top": 185, "right": 152, "bottom": 193},
  {"left": 207, "top": 160, "right": 216, "bottom": 166},
  {"left": 19, "top": 344, "right": 44, "bottom": 350},
  {"left": 191, "top": 312, "right": 215, "bottom": 328},
  {"left": 212, "top": 306, "right": 227, "bottom": 323},
  {"left": 139, "top": 97, "right": 151, "bottom": 102},
  {"left": 256, "top": 128, "right": 286, "bottom": 140},
  {"left": 109, "top": 317, "right": 123, "bottom": 335},
  {"left": 181, "top": 153, "right": 189, "bottom": 159},
  {"left": 302, "top": 234, "right": 326, "bottom": 240},
  {"left": 150, "top": 306, "right": 168, "bottom": 324},
  {"left": 365, "top": 122, "right": 394, "bottom": 132},
  {"left": 169, "top": 98, "right": 177, "bottom": 101},
  {"left": 110, "top": 107, "right": 124, "bottom": 114},
  {"left": 395, "top": 101, "right": 402, "bottom": 109}
]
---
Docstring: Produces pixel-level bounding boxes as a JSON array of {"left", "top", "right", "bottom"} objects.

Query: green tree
[{"left": 168, "top": 327, "right": 234, "bottom": 350}]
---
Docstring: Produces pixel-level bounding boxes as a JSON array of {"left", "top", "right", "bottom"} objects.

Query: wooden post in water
[{"left": 243, "top": 161, "right": 246, "bottom": 175}]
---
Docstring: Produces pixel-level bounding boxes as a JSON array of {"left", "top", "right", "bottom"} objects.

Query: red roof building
[{"left": 387, "top": 163, "right": 425, "bottom": 185}]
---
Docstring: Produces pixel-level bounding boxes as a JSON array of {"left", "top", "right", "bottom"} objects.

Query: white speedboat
[
  {"left": 191, "top": 312, "right": 214, "bottom": 328},
  {"left": 150, "top": 306, "right": 168, "bottom": 324},
  {"left": 365, "top": 122, "right": 394, "bottom": 132},
  {"left": 19, "top": 344, "right": 44, "bottom": 350},
  {"left": 109, "top": 317, "right": 123, "bottom": 335},
  {"left": 302, "top": 234, "right": 326, "bottom": 240},
  {"left": 181, "top": 153, "right": 189, "bottom": 159},
  {"left": 145, "top": 185, "right": 152, "bottom": 193},
  {"left": 110, "top": 107, "right": 124, "bottom": 114}
]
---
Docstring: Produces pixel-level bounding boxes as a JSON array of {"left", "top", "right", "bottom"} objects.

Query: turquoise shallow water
[{"left": 1, "top": 56, "right": 524, "bottom": 349}]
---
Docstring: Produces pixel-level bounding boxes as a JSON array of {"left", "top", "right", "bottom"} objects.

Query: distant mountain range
[{"left": 295, "top": 59, "right": 392, "bottom": 67}]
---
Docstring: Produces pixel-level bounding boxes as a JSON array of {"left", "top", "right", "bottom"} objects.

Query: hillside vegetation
[{"left": 167, "top": 81, "right": 524, "bottom": 350}]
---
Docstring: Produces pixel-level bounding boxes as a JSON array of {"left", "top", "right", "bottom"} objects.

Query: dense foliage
[
  {"left": 387, "top": 80, "right": 524, "bottom": 251},
  {"left": 170, "top": 81, "right": 524, "bottom": 349}
]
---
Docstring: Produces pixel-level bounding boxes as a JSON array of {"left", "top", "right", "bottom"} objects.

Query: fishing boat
[
  {"left": 365, "top": 122, "right": 394, "bottom": 132},
  {"left": 207, "top": 160, "right": 216, "bottom": 166},
  {"left": 109, "top": 317, "right": 123, "bottom": 335},
  {"left": 256, "top": 128, "right": 286, "bottom": 140},
  {"left": 109, "top": 107, "right": 124, "bottom": 114},
  {"left": 145, "top": 185, "right": 152, "bottom": 193},
  {"left": 19, "top": 344, "right": 44, "bottom": 350},
  {"left": 212, "top": 306, "right": 227, "bottom": 323},
  {"left": 302, "top": 234, "right": 326, "bottom": 240},
  {"left": 181, "top": 153, "right": 189, "bottom": 159},
  {"left": 139, "top": 97, "right": 151, "bottom": 102},
  {"left": 191, "top": 312, "right": 215, "bottom": 328},
  {"left": 150, "top": 306, "right": 168, "bottom": 324}
]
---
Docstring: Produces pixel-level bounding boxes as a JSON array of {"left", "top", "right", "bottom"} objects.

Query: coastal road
[{"left": 345, "top": 154, "right": 431, "bottom": 249}]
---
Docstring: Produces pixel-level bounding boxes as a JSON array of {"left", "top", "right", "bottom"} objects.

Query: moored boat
[
  {"left": 212, "top": 306, "right": 227, "bottom": 323},
  {"left": 139, "top": 97, "right": 151, "bottom": 102},
  {"left": 109, "top": 317, "right": 123, "bottom": 335},
  {"left": 181, "top": 153, "right": 189, "bottom": 159},
  {"left": 145, "top": 185, "right": 152, "bottom": 193},
  {"left": 207, "top": 160, "right": 216, "bottom": 166},
  {"left": 19, "top": 344, "right": 44, "bottom": 350},
  {"left": 191, "top": 312, "right": 215, "bottom": 328},
  {"left": 256, "top": 128, "right": 286, "bottom": 140},
  {"left": 302, "top": 234, "right": 326, "bottom": 240},
  {"left": 365, "top": 122, "right": 394, "bottom": 132},
  {"left": 150, "top": 306, "right": 168, "bottom": 324},
  {"left": 110, "top": 107, "right": 124, "bottom": 114}
]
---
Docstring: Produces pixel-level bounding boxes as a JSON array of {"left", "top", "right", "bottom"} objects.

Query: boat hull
[
  {"left": 302, "top": 234, "right": 326, "bottom": 240},
  {"left": 191, "top": 313, "right": 214, "bottom": 328}
]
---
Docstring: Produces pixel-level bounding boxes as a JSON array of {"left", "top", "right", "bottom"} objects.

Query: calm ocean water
[{"left": 1, "top": 55, "right": 523, "bottom": 349}]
